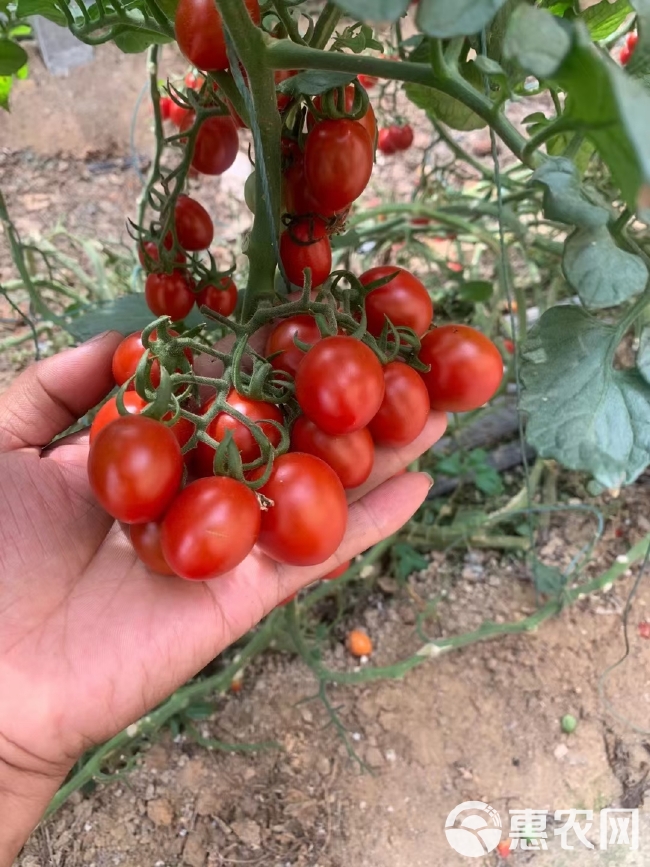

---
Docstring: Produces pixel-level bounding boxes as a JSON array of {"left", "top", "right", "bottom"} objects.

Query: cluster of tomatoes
[{"left": 378, "top": 124, "right": 414, "bottom": 155}]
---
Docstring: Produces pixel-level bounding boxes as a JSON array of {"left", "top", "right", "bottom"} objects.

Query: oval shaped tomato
[
  {"left": 130, "top": 521, "right": 175, "bottom": 576},
  {"left": 194, "top": 389, "right": 284, "bottom": 475},
  {"left": 389, "top": 124, "right": 414, "bottom": 150},
  {"left": 378, "top": 127, "right": 397, "bottom": 155},
  {"left": 291, "top": 415, "right": 374, "bottom": 489},
  {"left": 168, "top": 102, "right": 194, "bottom": 129},
  {"left": 295, "top": 336, "right": 385, "bottom": 435},
  {"left": 145, "top": 271, "right": 196, "bottom": 320},
  {"left": 323, "top": 559, "right": 351, "bottom": 580},
  {"left": 112, "top": 329, "right": 193, "bottom": 390},
  {"left": 309, "top": 85, "right": 377, "bottom": 144},
  {"left": 368, "top": 361, "right": 430, "bottom": 447},
  {"left": 88, "top": 415, "right": 183, "bottom": 524},
  {"left": 161, "top": 477, "right": 261, "bottom": 580},
  {"left": 197, "top": 275, "right": 237, "bottom": 317},
  {"left": 138, "top": 234, "right": 186, "bottom": 269},
  {"left": 174, "top": 194, "right": 214, "bottom": 251},
  {"left": 90, "top": 392, "right": 147, "bottom": 444},
  {"left": 280, "top": 217, "right": 332, "bottom": 288},
  {"left": 265, "top": 314, "right": 322, "bottom": 377},
  {"left": 418, "top": 325, "right": 503, "bottom": 412},
  {"left": 182, "top": 114, "right": 239, "bottom": 175},
  {"left": 360, "top": 265, "right": 433, "bottom": 338},
  {"left": 175, "top": 0, "right": 260, "bottom": 71},
  {"left": 254, "top": 453, "right": 347, "bottom": 566},
  {"left": 304, "top": 119, "right": 373, "bottom": 213},
  {"left": 283, "top": 157, "right": 337, "bottom": 219}
]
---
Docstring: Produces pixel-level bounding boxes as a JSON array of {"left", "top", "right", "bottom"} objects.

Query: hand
[{"left": 0, "top": 331, "right": 446, "bottom": 863}]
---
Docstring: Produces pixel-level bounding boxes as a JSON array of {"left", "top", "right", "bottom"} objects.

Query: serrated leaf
[
  {"left": 416, "top": 0, "right": 509, "bottom": 38},
  {"left": 531, "top": 558, "right": 567, "bottom": 595},
  {"left": 63, "top": 294, "right": 205, "bottom": 341},
  {"left": 332, "top": 0, "right": 409, "bottom": 22},
  {"left": 520, "top": 305, "right": 650, "bottom": 488},
  {"left": 563, "top": 226, "right": 648, "bottom": 308},
  {"left": 531, "top": 158, "right": 610, "bottom": 228},
  {"left": 405, "top": 62, "right": 487, "bottom": 131},
  {"left": 504, "top": 5, "right": 572, "bottom": 79},
  {"left": 458, "top": 280, "right": 493, "bottom": 303},
  {"left": 0, "top": 39, "right": 27, "bottom": 75},
  {"left": 277, "top": 70, "right": 356, "bottom": 96},
  {"left": 16, "top": 0, "right": 67, "bottom": 25},
  {"left": 583, "top": 0, "right": 632, "bottom": 40},
  {"left": 0, "top": 75, "right": 11, "bottom": 111}
]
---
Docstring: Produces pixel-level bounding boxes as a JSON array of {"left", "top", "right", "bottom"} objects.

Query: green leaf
[
  {"left": 15, "top": 62, "right": 28, "bottom": 80},
  {"left": 637, "top": 324, "right": 650, "bottom": 385},
  {"left": 435, "top": 452, "right": 462, "bottom": 476},
  {"left": 113, "top": 29, "right": 173, "bottom": 53},
  {"left": 391, "top": 542, "right": 428, "bottom": 581},
  {"left": 473, "top": 465, "right": 504, "bottom": 496},
  {"left": 416, "top": 0, "right": 508, "bottom": 38},
  {"left": 63, "top": 294, "right": 205, "bottom": 341},
  {"left": 503, "top": 5, "right": 572, "bottom": 79},
  {"left": 332, "top": 0, "right": 409, "bottom": 22},
  {"left": 0, "top": 75, "right": 12, "bottom": 111},
  {"left": 531, "top": 157, "right": 610, "bottom": 228},
  {"left": 277, "top": 70, "right": 356, "bottom": 96},
  {"left": 0, "top": 39, "right": 27, "bottom": 76},
  {"left": 563, "top": 226, "right": 648, "bottom": 308},
  {"left": 520, "top": 305, "right": 650, "bottom": 488},
  {"left": 404, "top": 62, "right": 487, "bottom": 131},
  {"left": 531, "top": 558, "right": 567, "bottom": 595},
  {"left": 9, "top": 24, "right": 32, "bottom": 38},
  {"left": 16, "top": 0, "right": 67, "bottom": 25},
  {"left": 472, "top": 55, "right": 506, "bottom": 78},
  {"left": 156, "top": 0, "right": 178, "bottom": 19},
  {"left": 458, "top": 280, "right": 493, "bottom": 303},
  {"left": 583, "top": 0, "right": 633, "bottom": 41}
]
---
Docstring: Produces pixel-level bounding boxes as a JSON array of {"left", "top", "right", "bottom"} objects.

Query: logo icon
[{"left": 445, "top": 801, "right": 503, "bottom": 858}]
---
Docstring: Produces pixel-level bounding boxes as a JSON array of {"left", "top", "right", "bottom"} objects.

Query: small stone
[
  {"left": 300, "top": 707, "right": 313, "bottom": 724},
  {"left": 316, "top": 756, "right": 331, "bottom": 776},
  {"left": 397, "top": 605, "right": 416, "bottom": 625},
  {"left": 195, "top": 789, "right": 222, "bottom": 817},
  {"left": 364, "top": 746, "right": 384, "bottom": 767},
  {"left": 378, "top": 576, "right": 398, "bottom": 595},
  {"left": 183, "top": 833, "right": 207, "bottom": 867},
  {"left": 147, "top": 798, "right": 174, "bottom": 826},
  {"left": 554, "top": 743, "right": 569, "bottom": 761},
  {"left": 230, "top": 819, "right": 262, "bottom": 848}
]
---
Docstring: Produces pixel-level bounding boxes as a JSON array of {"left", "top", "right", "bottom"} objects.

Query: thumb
[{"left": 0, "top": 331, "right": 122, "bottom": 453}]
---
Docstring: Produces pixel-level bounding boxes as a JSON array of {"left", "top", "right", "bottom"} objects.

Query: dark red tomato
[
  {"left": 130, "top": 521, "right": 175, "bottom": 576},
  {"left": 367, "top": 362, "right": 430, "bottom": 447},
  {"left": 378, "top": 127, "right": 397, "bottom": 155},
  {"left": 112, "top": 329, "right": 193, "bottom": 390},
  {"left": 138, "top": 234, "right": 186, "bottom": 269},
  {"left": 161, "top": 477, "right": 261, "bottom": 580},
  {"left": 181, "top": 114, "right": 239, "bottom": 175},
  {"left": 280, "top": 217, "right": 332, "bottom": 288},
  {"left": 253, "top": 453, "right": 347, "bottom": 566},
  {"left": 197, "top": 275, "right": 237, "bottom": 317},
  {"left": 90, "top": 392, "right": 147, "bottom": 444},
  {"left": 194, "top": 389, "right": 284, "bottom": 474},
  {"left": 175, "top": 0, "right": 260, "bottom": 71},
  {"left": 418, "top": 325, "right": 503, "bottom": 412},
  {"left": 291, "top": 415, "right": 374, "bottom": 489},
  {"left": 174, "top": 195, "right": 214, "bottom": 251},
  {"left": 166, "top": 414, "right": 195, "bottom": 450},
  {"left": 323, "top": 559, "right": 351, "bottom": 580},
  {"left": 275, "top": 69, "right": 298, "bottom": 111},
  {"left": 283, "top": 157, "right": 337, "bottom": 219},
  {"left": 88, "top": 415, "right": 183, "bottom": 524},
  {"left": 295, "top": 336, "right": 385, "bottom": 435},
  {"left": 309, "top": 85, "right": 377, "bottom": 145},
  {"left": 389, "top": 124, "right": 414, "bottom": 150},
  {"left": 168, "top": 102, "right": 194, "bottom": 129},
  {"left": 360, "top": 265, "right": 433, "bottom": 338},
  {"left": 265, "top": 314, "right": 322, "bottom": 377},
  {"left": 145, "top": 270, "right": 196, "bottom": 320},
  {"left": 411, "top": 216, "right": 430, "bottom": 226},
  {"left": 160, "top": 96, "right": 173, "bottom": 121},
  {"left": 358, "top": 74, "right": 378, "bottom": 89},
  {"left": 304, "top": 119, "right": 373, "bottom": 213}
]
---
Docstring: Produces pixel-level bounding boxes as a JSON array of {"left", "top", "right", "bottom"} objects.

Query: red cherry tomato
[
  {"left": 291, "top": 415, "right": 374, "bottom": 489},
  {"left": 304, "top": 119, "right": 373, "bottom": 213},
  {"left": 323, "top": 559, "right": 351, "bottom": 580},
  {"left": 174, "top": 194, "right": 214, "bottom": 251},
  {"left": 181, "top": 114, "right": 239, "bottom": 175},
  {"left": 360, "top": 265, "right": 433, "bottom": 338},
  {"left": 283, "top": 156, "right": 337, "bottom": 219},
  {"left": 88, "top": 415, "right": 183, "bottom": 524},
  {"left": 621, "top": 32, "right": 638, "bottom": 65},
  {"left": 358, "top": 74, "right": 378, "bottom": 89},
  {"left": 418, "top": 325, "right": 503, "bottom": 412},
  {"left": 145, "top": 270, "right": 196, "bottom": 320},
  {"left": 265, "top": 314, "right": 322, "bottom": 378},
  {"left": 309, "top": 85, "right": 377, "bottom": 145},
  {"left": 90, "top": 392, "right": 147, "bottom": 444},
  {"left": 130, "top": 521, "right": 176, "bottom": 576},
  {"left": 112, "top": 329, "right": 193, "bottom": 390},
  {"left": 184, "top": 71, "right": 204, "bottom": 89},
  {"left": 161, "top": 477, "right": 261, "bottom": 580},
  {"left": 167, "top": 414, "right": 195, "bottom": 450},
  {"left": 160, "top": 96, "right": 173, "bottom": 121},
  {"left": 197, "top": 275, "right": 238, "bottom": 317},
  {"left": 175, "top": 0, "right": 260, "bottom": 71},
  {"left": 168, "top": 102, "right": 194, "bottom": 129},
  {"left": 138, "top": 235, "right": 186, "bottom": 269},
  {"left": 194, "top": 389, "right": 284, "bottom": 474},
  {"left": 389, "top": 124, "right": 414, "bottom": 150},
  {"left": 367, "top": 362, "right": 430, "bottom": 448},
  {"left": 378, "top": 127, "right": 397, "bottom": 155},
  {"left": 253, "top": 453, "right": 348, "bottom": 566},
  {"left": 295, "top": 336, "right": 385, "bottom": 435},
  {"left": 280, "top": 217, "right": 332, "bottom": 288}
]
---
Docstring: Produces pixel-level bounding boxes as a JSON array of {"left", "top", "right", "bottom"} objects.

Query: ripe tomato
[
  {"left": 174, "top": 194, "right": 214, "bottom": 251},
  {"left": 138, "top": 235, "right": 186, "bottom": 269},
  {"left": 184, "top": 71, "right": 204, "bottom": 89},
  {"left": 418, "top": 325, "right": 503, "bottom": 412},
  {"left": 169, "top": 101, "right": 194, "bottom": 129},
  {"left": 389, "top": 124, "right": 414, "bottom": 150},
  {"left": 88, "top": 415, "right": 183, "bottom": 524},
  {"left": 280, "top": 217, "right": 332, "bottom": 288},
  {"left": 181, "top": 114, "right": 239, "bottom": 175},
  {"left": 347, "top": 629, "right": 372, "bottom": 657},
  {"left": 360, "top": 265, "right": 433, "bottom": 338},
  {"left": 161, "top": 477, "right": 261, "bottom": 580},
  {"left": 130, "top": 521, "right": 175, "bottom": 576},
  {"left": 621, "top": 32, "right": 638, "bottom": 65},
  {"left": 253, "top": 453, "right": 348, "bottom": 566},
  {"left": 304, "top": 119, "right": 373, "bottom": 213},
  {"left": 175, "top": 0, "right": 260, "bottom": 71},
  {"left": 323, "top": 559, "right": 351, "bottom": 580},
  {"left": 358, "top": 74, "right": 378, "bottom": 89},
  {"left": 160, "top": 95, "right": 173, "bottom": 121},
  {"left": 197, "top": 275, "right": 238, "bottom": 317},
  {"left": 112, "top": 329, "right": 193, "bottom": 389},
  {"left": 378, "top": 127, "right": 397, "bottom": 155},
  {"left": 90, "top": 392, "right": 147, "bottom": 444},
  {"left": 265, "top": 314, "right": 322, "bottom": 377},
  {"left": 291, "top": 415, "right": 374, "bottom": 489},
  {"left": 283, "top": 156, "right": 337, "bottom": 219},
  {"left": 194, "top": 389, "right": 284, "bottom": 474},
  {"left": 295, "top": 336, "right": 385, "bottom": 435},
  {"left": 145, "top": 270, "right": 196, "bottom": 320},
  {"left": 167, "top": 414, "right": 195, "bottom": 450},
  {"left": 368, "top": 362, "right": 430, "bottom": 447},
  {"left": 309, "top": 85, "right": 377, "bottom": 144}
]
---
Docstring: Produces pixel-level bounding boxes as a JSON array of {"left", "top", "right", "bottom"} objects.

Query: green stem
[
  {"left": 310, "top": 1, "right": 341, "bottom": 49},
  {"left": 271, "top": 0, "right": 307, "bottom": 45}
]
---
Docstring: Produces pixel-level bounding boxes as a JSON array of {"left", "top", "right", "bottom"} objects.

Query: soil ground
[{"left": 3, "top": 40, "right": 650, "bottom": 867}]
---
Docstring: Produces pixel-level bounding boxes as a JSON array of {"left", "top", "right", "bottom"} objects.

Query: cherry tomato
[
  {"left": 197, "top": 275, "right": 238, "bottom": 317},
  {"left": 181, "top": 114, "right": 239, "bottom": 175},
  {"left": 295, "top": 336, "right": 385, "bottom": 435},
  {"left": 309, "top": 85, "right": 377, "bottom": 144},
  {"left": 160, "top": 95, "right": 173, "bottom": 121},
  {"left": 265, "top": 314, "right": 322, "bottom": 377},
  {"left": 145, "top": 270, "right": 196, "bottom": 320},
  {"left": 621, "top": 32, "right": 638, "bottom": 65},
  {"left": 168, "top": 102, "right": 194, "bottom": 129},
  {"left": 161, "top": 477, "right": 261, "bottom": 580},
  {"left": 194, "top": 389, "right": 284, "bottom": 474},
  {"left": 291, "top": 415, "right": 374, "bottom": 489},
  {"left": 280, "top": 217, "right": 332, "bottom": 288},
  {"left": 175, "top": 0, "right": 260, "bottom": 71},
  {"left": 360, "top": 265, "right": 433, "bottom": 338},
  {"left": 254, "top": 453, "right": 348, "bottom": 566},
  {"left": 418, "top": 325, "right": 503, "bottom": 412},
  {"left": 358, "top": 74, "right": 378, "bottom": 89},
  {"left": 283, "top": 157, "right": 332, "bottom": 219},
  {"left": 138, "top": 234, "right": 186, "bottom": 269},
  {"left": 378, "top": 127, "right": 397, "bottom": 155},
  {"left": 166, "top": 414, "right": 195, "bottom": 450},
  {"left": 389, "top": 124, "right": 414, "bottom": 150},
  {"left": 90, "top": 392, "right": 147, "bottom": 444},
  {"left": 88, "top": 415, "right": 183, "bottom": 524},
  {"left": 174, "top": 194, "right": 214, "bottom": 251},
  {"left": 304, "top": 119, "right": 373, "bottom": 213},
  {"left": 112, "top": 329, "right": 193, "bottom": 390},
  {"left": 504, "top": 338, "right": 515, "bottom": 355},
  {"left": 184, "top": 71, "right": 204, "bottom": 89},
  {"left": 368, "top": 362, "right": 430, "bottom": 447},
  {"left": 130, "top": 521, "right": 175, "bottom": 576},
  {"left": 323, "top": 559, "right": 351, "bottom": 580}
]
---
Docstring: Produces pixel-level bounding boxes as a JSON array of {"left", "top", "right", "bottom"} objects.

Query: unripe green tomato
[
  {"left": 561, "top": 714, "right": 577, "bottom": 734},
  {"left": 244, "top": 171, "right": 256, "bottom": 214}
]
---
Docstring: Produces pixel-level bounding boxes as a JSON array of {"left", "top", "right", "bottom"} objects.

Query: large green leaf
[
  {"left": 416, "top": 0, "right": 509, "bottom": 38},
  {"left": 404, "top": 61, "right": 487, "bottom": 131},
  {"left": 521, "top": 305, "right": 650, "bottom": 488},
  {"left": 63, "top": 294, "right": 205, "bottom": 341},
  {"left": 277, "top": 70, "right": 356, "bottom": 96},
  {"left": 332, "top": 0, "right": 409, "bottom": 22},
  {"left": 583, "top": 0, "right": 633, "bottom": 41},
  {"left": 0, "top": 39, "right": 27, "bottom": 75},
  {"left": 530, "top": 158, "right": 610, "bottom": 228},
  {"left": 503, "top": 5, "right": 572, "bottom": 79},
  {"left": 15, "top": 0, "right": 67, "bottom": 25}
]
